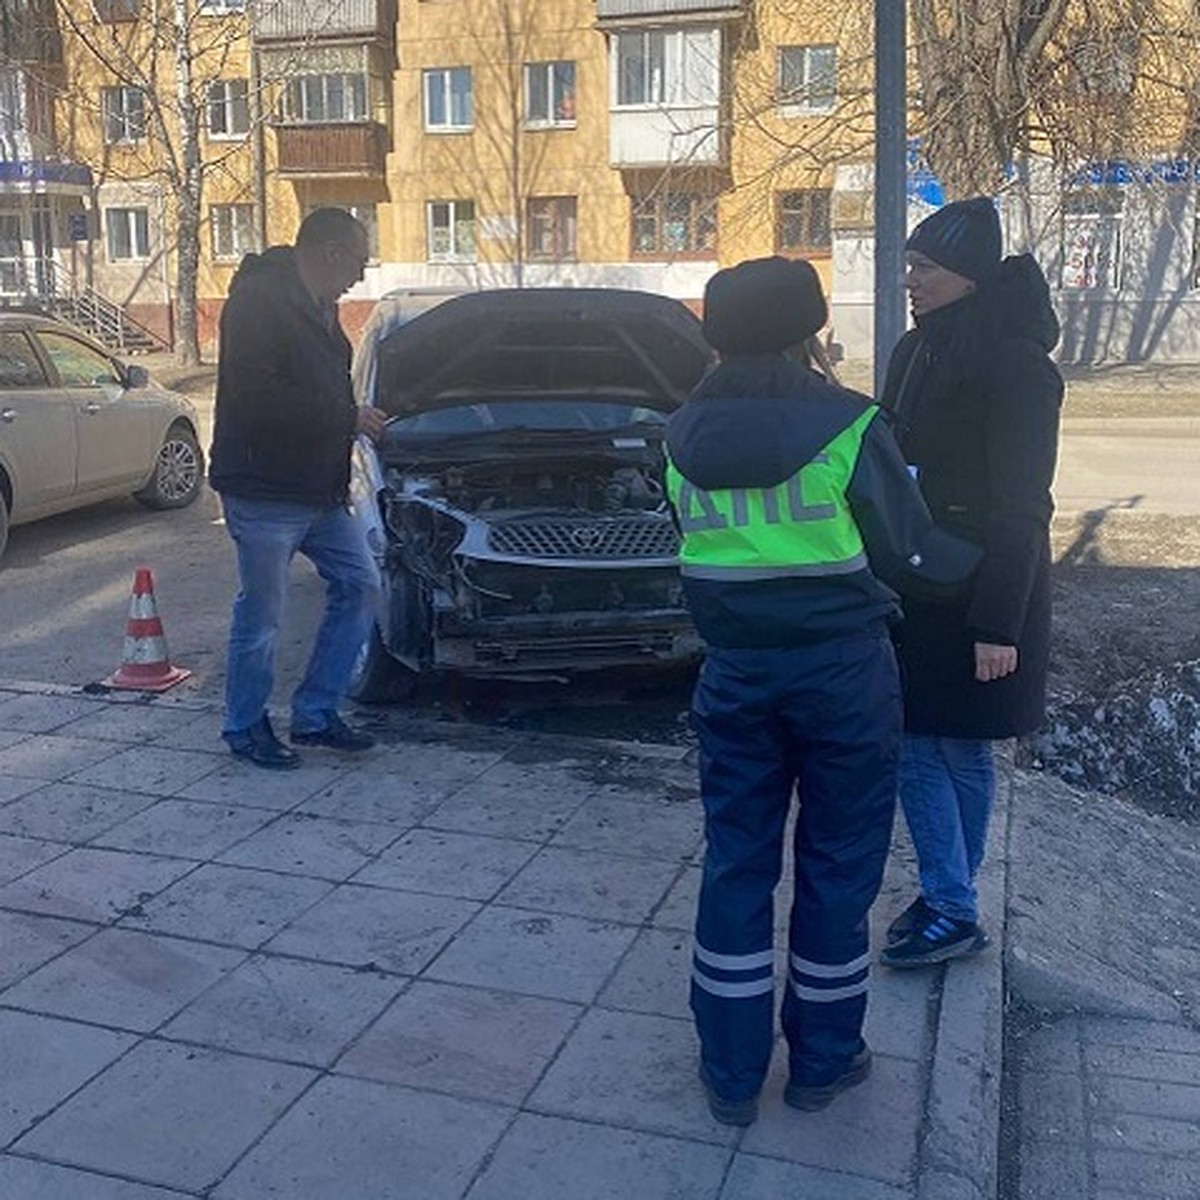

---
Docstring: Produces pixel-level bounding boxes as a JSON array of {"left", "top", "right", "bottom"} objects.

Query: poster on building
[{"left": 1061, "top": 214, "right": 1122, "bottom": 290}]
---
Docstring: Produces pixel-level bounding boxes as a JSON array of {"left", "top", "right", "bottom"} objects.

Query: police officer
[{"left": 665, "top": 256, "right": 979, "bottom": 1125}]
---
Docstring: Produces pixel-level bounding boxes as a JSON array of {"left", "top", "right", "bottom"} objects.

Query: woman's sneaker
[
  {"left": 885, "top": 896, "right": 934, "bottom": 947},
  {"left": 879, "top": 910, "right": 989, "bottom": 968}
]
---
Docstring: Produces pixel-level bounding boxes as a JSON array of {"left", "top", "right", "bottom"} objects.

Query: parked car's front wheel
[
  {"left": 135, "top": 423, "right": 203, "bottom": 510},
  {"left": 348, "top": 621, "right": 418, "bottom": 703},
  {"left": 0, "top": 492, "right": 9, "bottom": 563}
]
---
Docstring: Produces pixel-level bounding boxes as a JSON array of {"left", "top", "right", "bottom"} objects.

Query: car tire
[
  {"left": 348, "top": 621, "right": 418, "bottom": 704},
  {"left": 0, "top": 492, "right": 9, "bottom": 563},
  {"left": 134, "top": 423, "right": 203, "bottom": 510}
]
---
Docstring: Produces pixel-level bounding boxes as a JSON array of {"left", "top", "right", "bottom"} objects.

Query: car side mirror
[{"left": 123, "top": 364, "right": 150, "bottom": 389}]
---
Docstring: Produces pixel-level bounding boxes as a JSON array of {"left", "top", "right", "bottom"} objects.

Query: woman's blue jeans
[
  {"left": 898, "top": 734, "right": 995, "bottom": 923},
  {"left": 221, "top": 495, "right": 380, "bottom": 736}
]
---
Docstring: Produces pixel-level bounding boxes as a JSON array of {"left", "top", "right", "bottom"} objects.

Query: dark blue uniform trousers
[{"left": 689, "top": 634, "right": 900, "bottom": 1102}]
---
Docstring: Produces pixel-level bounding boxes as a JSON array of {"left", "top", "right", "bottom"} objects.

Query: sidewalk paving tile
[
  {"left": 177, "top": 759, "right": 343, "bottom": 811},
  {"left": 862, "top": 967, "right": 932, "bottom": 1063},
  {"left": 294, "top": 769, "right": 443, "bottom": 826},
  {"left": 350, "top": 828, "right": 539, "bottom": 899},
  {"left": 1094, "top": 1148, "right": 1200, "bottom": 1199},
  {"left": 57, "top": 703, "right": 213, "bottom": 745},
  {"left": 465, "top": 1112, "right": 729, "bottom": 1200},
  {"left": 0, "top": 832, "right": 69, "bottom": 885},
  {"left": 0, "top": 734, "right": 122, "bottom": 781},
  {"left": 0, "top": 774, "right": 40, "bottom": 804},
  {"left": 162, "top": 955, "right": 404, "bottom": 1066},
  {"left": 0, "top": 1010, "right": 135, "bottom": 1146},
  {"left": 651, "top": 863, "right": 699, "bottom": 931},
  {"left": 739, "top": 1053, "right": 920, "bottom": 1186},
  {"left": 424, "top": 782, "right": 588, "bottom": 842},
  {"left": 215, "top": 812, "right": 402, "bottom": 880},
  {"left": 1018, "top": 1140, "right": 1090, "bottom": 1200},
  {"left": 0, "top": 693, "right": 101, "bottom": 734},
  {"left": 1092, "top": 1071, "right": 1200, "bottom": 1121},
  {"left": 1087, "top": 1042, "right": 1200, "bottom": 1083},
  {"left": 1091, "top": 1110, "right": 1200, "bottom": 1156},
  {"left": 0, "top": 910, "right": 94, "bottom": 989},
  {"left": 548, "top": 793, "right": 704, "bottom": 861},
  {"left": 529, "top": 1007, "right": 738, "bottom": 1145},
  {"left": 0, "top": 847, "right": 195, "bottom": 923},
  {"left": 336, "top": 979, "right": 580, "bottom": 1104},
  {"left": 1018, "top": 1069, "right": 1087, "bottom": 1144},
  {"left": 363, "top": 741, "right": 506, "bottom": 791},
  {"left": 0, "top": 782, "right": 158, "bottom": 843},
  {"left": 67, "top": 747, "right": 222, "bottom": 797},
  {"left": 1082, "top": 1016, "right": 1200, "bottom": 1054},
  {"left": 596, "top": 926, "right": 690, "bottom": 1019},
  {"left": 495, "top": 846, "right": 675, "bottom": 924},
  {"left": 12, "top": 1039, "right": 315, "bottom": 1193},
  {"left": 719, "top": 1155, "right": 911, "bottom": 1200},
  {"left": 0, "top": 730, "right": 29, "bottom": 754},
  {"left": 265, "top": 882, "right": 478, "bottom": 974},
  {"left": 424, "top": 905, "right": 637, "bottom": 1003},
  {"left": 120, "top": 862, "right": 332, "bottom": 948},
  {"left": 91, "top": 799, "right": 276, "bottom": 860},
  {"left": 0, "top": 1156, "right": 192, "bottom": 1199},
  {"left": 0, "top": 927, "right": 244, "bottom": 1031},
  {"left": 211, "top": 1076, "right": 509, "bottom": 1200}
]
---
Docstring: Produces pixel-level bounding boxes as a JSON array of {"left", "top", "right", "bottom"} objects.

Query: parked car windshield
[{"left": 385, "top": 397, "right": 668, "bottom": 438}]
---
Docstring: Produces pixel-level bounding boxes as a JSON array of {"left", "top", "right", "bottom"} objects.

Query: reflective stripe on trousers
[{"left": 689, "top": 634, "right": 900, "bottom": 1101}]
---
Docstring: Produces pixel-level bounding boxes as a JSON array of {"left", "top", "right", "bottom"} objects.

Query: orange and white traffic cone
[{"left": 103, "top": 567, "right": 192, "bottom": 692}]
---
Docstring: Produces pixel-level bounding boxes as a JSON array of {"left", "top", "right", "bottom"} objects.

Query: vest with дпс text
[{"left": 664, "top": 406, "right": 875, "bottom": 581}]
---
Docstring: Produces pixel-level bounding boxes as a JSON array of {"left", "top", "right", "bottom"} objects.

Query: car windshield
[{"left": 385, "top": 398, "right": 667, "bottom": 438}]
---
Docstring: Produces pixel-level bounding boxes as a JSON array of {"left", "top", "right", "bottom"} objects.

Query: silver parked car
[
  {"left": 0, "top": 312, "right": 203, "bottom": 561},
  {"left": 347, "top": 287, "right": 714, "bottom": 701}
]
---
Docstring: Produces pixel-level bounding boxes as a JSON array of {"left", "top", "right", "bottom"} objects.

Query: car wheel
[
  {"left": 348, "top": 621, "right": 418, "bottom": 704},
  {"left": 135, "top": 423, "right": 203, "bottom": 510},
  {"left": 0, "top": 493, "right": 9, "bottom": 563}
]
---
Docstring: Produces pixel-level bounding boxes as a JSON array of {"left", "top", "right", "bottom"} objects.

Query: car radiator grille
[{"left": 487, "top": 518, "right": 679, "bottom": 559}]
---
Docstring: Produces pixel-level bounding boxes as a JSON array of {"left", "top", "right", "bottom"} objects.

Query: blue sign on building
[{"left": 0, "top": 161, "right": 93, "bottom": 188}]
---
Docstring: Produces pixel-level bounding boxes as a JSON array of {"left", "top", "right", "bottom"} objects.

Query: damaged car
[{"left": 346, "top": 287, "right": 714, "bottom": 701}]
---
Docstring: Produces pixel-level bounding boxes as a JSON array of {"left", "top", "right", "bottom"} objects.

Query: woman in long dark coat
[{"left": 878, "top": 197, "right": 1063, "bottom": 967}]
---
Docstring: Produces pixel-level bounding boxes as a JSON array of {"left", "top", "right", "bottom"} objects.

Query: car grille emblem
[{"left": 570, "top": 526, "right": 604, "bottom": 550}]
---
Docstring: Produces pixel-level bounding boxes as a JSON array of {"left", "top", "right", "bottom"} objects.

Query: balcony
[
  {"left": 254, "top": 0, "right": 394, "bottom": 43},
  {"left": 610, "top": 107, "right": 724, "bottom": 168},
  {"left": 275, "top": 122, "right": 387, "bottom": 177},
  {"left": 596, "top": 0, "right": 743, "bottom": 24}
]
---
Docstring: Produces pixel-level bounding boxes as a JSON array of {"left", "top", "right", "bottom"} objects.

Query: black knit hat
[
  {"left": 702, "top": 256, "right": 828, "bottom": 355},
  {"left": 905, "top": 197, "right": 1002, "bottom": 282}
]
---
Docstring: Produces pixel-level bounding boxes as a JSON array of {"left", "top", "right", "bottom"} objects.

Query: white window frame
[
  {"left": 613, "top": 27, "right": 719, "bottom": 109},
  {"left": 525, "top": 60, "right": 576, "bottom": 127},
  {"left": 302, "top": 201, "right": 379, "bottom": 261},
  {"left": 198, "top": 0, "right": 245, "bottom": 12},
  {"left": 631, "top": 190, "right": 717, "bottom": 257},
  {"left": 283, "top": 73, "right": 368, "bottom": 124},
  {"left": 210, "top": 203, "right": 254, "bottom": 261},
  {"left": 777, "top": 44, "right": 837, "bottom": 114},
  {"left": 105, "top": 206, "right": 150, "bottom": 262},
  {"left": 101, "top": 85, "right": 146, "bottom": 144},
  {"left": 207, "top": 78, "right": 249, "bottom": 139},
  {"left": 423, "top": 67, "right": 473, "bottom": 131},
  {"left": 1060, "top": 187, "right": 1124, "bottom": 291},
  {"left": 776, "top": 188, "right": 832, "bottom": 255},
  {"left": 426, "top": 199, "right": 476, "bottom": 263}
]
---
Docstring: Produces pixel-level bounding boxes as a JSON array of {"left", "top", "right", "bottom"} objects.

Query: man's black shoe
[
  {"left": 699, "top": 1064, "right": 759, "bottom": 1126},
  {"left": 886, "top": 895, "right": 934, "bottom": 947},
  {"left": 290, "top": 711, "right": 375, "bottom": 753},
  {"left": 784, "top": 1048, "right": 872, "bottom": 1112},
  {"left": 224, "top": 716, "right": 301, "bottom": 771},
  {"left": 880, "top": 910, "right": 989, "bottom": 968}
]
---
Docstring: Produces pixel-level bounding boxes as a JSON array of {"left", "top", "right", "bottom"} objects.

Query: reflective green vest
[{"left": 665, "top": 407, "right": 875, "bottom": 580}]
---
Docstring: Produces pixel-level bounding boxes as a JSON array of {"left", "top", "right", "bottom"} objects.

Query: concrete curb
[{"left": 915, "top": 754, "right": 1009, "bottom": 1200}]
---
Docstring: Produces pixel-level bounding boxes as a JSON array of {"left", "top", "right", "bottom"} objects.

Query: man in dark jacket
[
  {"left": 665, "top": 256, "right": 979, "bottom": 1126},
  {"left": 210, "top": 207, "right": 386, "bottom": 769}
]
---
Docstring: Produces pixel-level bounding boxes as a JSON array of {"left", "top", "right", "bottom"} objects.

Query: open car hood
[{"left": 364, "top": 288, "right": 713, "bottom": 417}]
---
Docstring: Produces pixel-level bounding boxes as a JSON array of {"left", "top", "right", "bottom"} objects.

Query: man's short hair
[{"left": 297, "top": 207, "right": 365, "bottom": 250}]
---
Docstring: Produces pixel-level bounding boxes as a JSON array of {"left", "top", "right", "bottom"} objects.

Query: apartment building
[{"left": 6, "top": 0, "right": 1200, "bottom": 361}]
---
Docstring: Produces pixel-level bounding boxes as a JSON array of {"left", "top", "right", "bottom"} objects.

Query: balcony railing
[
  {"left": 275, "top": 121, "right": 387, "bottom": 176},
  {"left": 254, "top": 0, "right": 394, "bottom": 43},
  {"left": 596, "top": 0, "right": 744, "bottom": 20},
  {"left": 610, "top": 106, "right": 725, "bottom": 168}
]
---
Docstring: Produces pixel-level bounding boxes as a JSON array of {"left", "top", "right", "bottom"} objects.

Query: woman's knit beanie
[{"left": 905, "top": 197, "right": 1002, "bottom": 282}]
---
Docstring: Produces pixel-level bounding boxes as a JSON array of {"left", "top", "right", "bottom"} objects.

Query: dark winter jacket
[
  {"left": 666, "top": 354, "right": 980, "bottom": 649},
  {"left": 881, "top": 253, "right": 1063, "bottom": 738},
  {"left": 209, "top": 246, "right": 358, "bottom": 506}
]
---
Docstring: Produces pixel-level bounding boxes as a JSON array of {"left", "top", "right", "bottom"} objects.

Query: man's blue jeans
[
  {"left": 221, "top": 495, "right": 380, "bottom": 736},
  {"left": 898, "top": 735, "right": 995, "bottom": 923}
]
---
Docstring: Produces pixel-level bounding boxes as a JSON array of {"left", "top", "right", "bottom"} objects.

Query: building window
[
  {"left": 777, "top": 189, "right": 832, "bottom": 254},
  {"left": 525, "top": 61, "right": 575, "bottom": 126},
  {"left": 210, "top": 203, "right": 254, "bottom": 261},
  {"left": 1061, "top": 187, "right": 1123, "bottom": 290},
  {"left": 93, "top": 0, "right": 139, "bottom": 21},
  {"left": 527, "top": 196, "right": 577, "bottom": 260},
  {"left": 101, "top": 86, "right": 146, "bottom": 143},
  {"left": 777, "top": 44, "right": 837, "bottom": 112},
  {"left": 614, "top": 28, "right": 719, "bottom": 108},
  {"left": 207, "top": 79, "right": 249, "bottom": 139},
  {"left": 198, "top": 0, "right": 246, "bottom": 12},
  {"left": 1192, "top": 211, "right": 1200, "bottom": 290},
  {"left": 632, "top": 191, "right": 717, "bottom": 256},
  {"left": 303, "top": 201, "right": 379, "bottom": 260},
  {"left": 283, "top": 74, "right": 368, "bottom": 123},
  {"left": 423, "top": 67, "right": 473, "bottom": 131},
  {"left": 427, "top": 199, "right": 475, "bottom": 262},
  {"left": 105, "top": 207, "right": 150, "bottom": 261}
]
